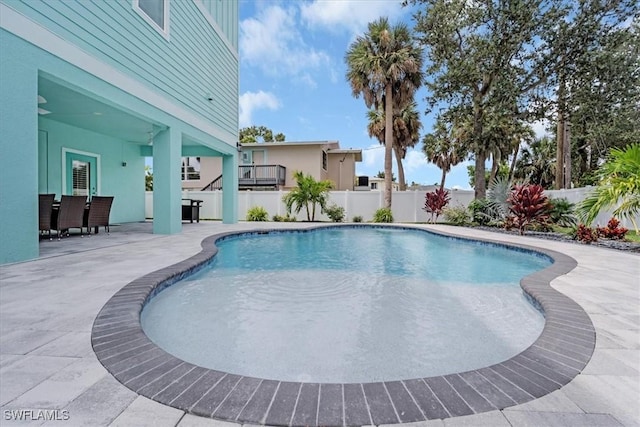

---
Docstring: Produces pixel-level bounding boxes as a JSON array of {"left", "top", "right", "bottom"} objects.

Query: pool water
[{"left": 141, "top": 227, "right": 550, "bottom": 382}]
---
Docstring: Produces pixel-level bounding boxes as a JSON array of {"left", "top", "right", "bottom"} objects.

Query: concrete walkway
[{"left": 0, "top": 222, "right": 638, "bottom": 426}]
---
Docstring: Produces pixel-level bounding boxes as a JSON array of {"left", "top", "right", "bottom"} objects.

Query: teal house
[{"left": 0, "top": 0, "right": 239, "bottom": 264}]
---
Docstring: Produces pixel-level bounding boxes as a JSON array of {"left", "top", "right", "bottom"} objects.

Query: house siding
[
  {"left": 197, "top": 0, "right": 238, "bottom": 50},
  {"left": 7, "top": 0, "right": 238, "bottom": 140}
]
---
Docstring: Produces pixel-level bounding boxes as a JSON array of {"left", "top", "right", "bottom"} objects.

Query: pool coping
[{"left": 91, "top": 224, "right": 595, "bottom": 426}]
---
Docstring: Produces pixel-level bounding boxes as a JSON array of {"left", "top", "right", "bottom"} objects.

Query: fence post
[{"left": 344, "top": 190, "right": 349, "bottom": 220}]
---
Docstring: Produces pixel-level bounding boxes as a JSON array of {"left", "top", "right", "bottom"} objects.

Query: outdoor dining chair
[
  {"left": 84, "top": 196, "right": 114, "bottom": 234},
  {"left": 38, "top": 193, "right": 55, "bottom": 240},
  {"left": 52, "top": 195, "right": 87, "bottom": 239}
]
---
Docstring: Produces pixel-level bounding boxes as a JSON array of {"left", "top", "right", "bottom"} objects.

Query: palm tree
[
  {"left": 346, "top": 17, "right": 423, "bottom": 208},
  {"left": 282, "top": 171, "right": 334, "bottom": 221},
  {"left": 513, "top": 137, "right": 556, "bottom": 189},
  {"left": 576, "top": 143, "right": 640, "bottom": 232},
  {"left": 422, "top": 116, "right": 466, "bottom": 191},
  {"left": 367, "top": 100, "right": 422, "bottom": 191}
]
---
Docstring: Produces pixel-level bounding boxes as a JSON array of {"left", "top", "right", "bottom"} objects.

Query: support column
[
  {"left": 152, "top": 127, "right": 181, "bottom": 234},
  {"left": 0, "top": 47, "right": 38, "bottom": 264},
  {"left": 221, "top": 153, "right": 238, "bottom": 224}
]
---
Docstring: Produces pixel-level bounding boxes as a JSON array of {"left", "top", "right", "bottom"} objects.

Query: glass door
[{"left": 65, "top": 152, "right": 97, "bottom": 198}]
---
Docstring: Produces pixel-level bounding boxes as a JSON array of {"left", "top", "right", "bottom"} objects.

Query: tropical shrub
[
  {"left": 548, "top": 197, "right": 577, "bottom": 227},
  {"left": 577, "top": 143, "right": 640, "bottom": 233},
  {"left": 273, "top": 213, "right": 297, "bottom": 222},
  {"left": 373, "top": 208, "right": 394, "bottom": 223},
  {"left": 573, "top": 224, "right": 598, "bottom": 244},
  {"left": 468, "top": 177, "right": 512, "bottom": 226},
  {"left": 282, "top": 171, "right": 333, "bottom": 221},
  {"left": 442, "top": 205, "right": 471, "bottom": 226},
  {"left": 246, "top": 206, "right": 268, "bottom": 221},
  {"left": 597, "top": 218, "right": 628, "bottom": 240},
  {"left": 352, "top": 215, "right": 363, "bottom": 223},
  {"left": 468, "top": 198, "right": 493, "bottom": 225},
  {"left": 507, "top": 184, "right": 551, "bottom": 235},
  {"left": 485, "top": 176, "right": 512, "bottom": 220},
  {"left": 423, "top": 188, "right": 450, "bottom": 222},
  {"left": 324, "top": 204, "right": 345, "bottom": 222}
]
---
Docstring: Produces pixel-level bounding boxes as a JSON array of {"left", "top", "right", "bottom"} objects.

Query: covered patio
[
  {"left": 0, "top": 224, "right": 637, "bottom": 426},
  {"left": 1, "top": 26, "right": 238, "bottom": 265}
]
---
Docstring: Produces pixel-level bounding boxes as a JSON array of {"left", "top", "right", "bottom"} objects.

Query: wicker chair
[
  {"left": 53, "top": 195, "right": 87, "bottom": 239},
  {"left": 84, "top": 196, "right": 114, "bottom": 234},
  {"left": 38, "top": 194, "right": 55, "bottom": 240}
]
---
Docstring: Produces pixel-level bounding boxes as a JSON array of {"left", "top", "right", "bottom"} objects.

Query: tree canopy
[
  {"left": 407, "top": 0, "right": 639, "bottom": 197},
  {"left": 239, "top": 126, "right": 285, "bottom": 143}
]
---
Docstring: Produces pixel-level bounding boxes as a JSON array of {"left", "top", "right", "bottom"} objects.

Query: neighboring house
[
  {"left": 368, "top": 176, "right": 400, "bottom": 192},
  {"left": 0, "top": 0, "right": 239, "bottom": 264},
  {"left": 189, "top": 141, "right": 363, "bottom": 191}
]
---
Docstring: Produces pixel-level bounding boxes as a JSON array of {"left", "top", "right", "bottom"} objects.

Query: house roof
[
  {"left": 327, "top": 148, "right": 363, "bottom": 162},
  {"left": 240, "top": 140, "right": 339, "bottom": 147},
  {"left": 240, "top": 140, "right": 363, "bottom": 161}
]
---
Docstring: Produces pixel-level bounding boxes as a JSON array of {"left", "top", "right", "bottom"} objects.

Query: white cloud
[
  {"left": 240, "top": 4, "right": 331, "bottom": 85},
  {"left": 362, "top": 144, "right": 384, "bottom": 168},
  {"left": 530, "top": 119, "right": 552, "bottom": 139},
  {"left": 300, "top": 0, "right": 404, "bottom": 35},
  {"left": 239, "top": 91, "right": 281, "bottom": 127},
  {"left": 404, "top": 149, "right": 428, "bottom": 173}
]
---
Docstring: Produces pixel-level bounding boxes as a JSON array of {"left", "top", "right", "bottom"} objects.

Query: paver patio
[{"left": 1, "top": 222, "right": 638, "bottom": 426}]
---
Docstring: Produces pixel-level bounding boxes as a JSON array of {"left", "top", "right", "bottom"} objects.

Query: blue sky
[{"left": 238, "top": 0, "right": 478, "bottom": 189}]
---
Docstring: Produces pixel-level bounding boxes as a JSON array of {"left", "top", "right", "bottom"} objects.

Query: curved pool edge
[{"left": 91, "top": 224, "right": 595, "bottom": 426}]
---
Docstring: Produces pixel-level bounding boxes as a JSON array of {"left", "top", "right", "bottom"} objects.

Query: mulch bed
[{"left": 471, "top": 226, "right": 640, "bottom": 253}]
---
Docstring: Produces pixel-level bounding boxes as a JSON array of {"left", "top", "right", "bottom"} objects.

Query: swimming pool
[
  {"left": 92, "top": 225, "right": 595, "bottom": 426},
  {"left": 141, "top": 227, "right": 550, "bottom": 382}
]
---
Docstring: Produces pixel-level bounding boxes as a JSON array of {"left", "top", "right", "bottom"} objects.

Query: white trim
[
  {"left": 62, "top": 148, "right": 101, "bottom": 196},
  {"left": 133, "top": 0, "right": 170, "bottom": 40},
  {"left": 0, "top": 3, "right": 236, "bottom": 148},
  {"left": 192, "top": 0, "right": 238, "bottom": 60}
]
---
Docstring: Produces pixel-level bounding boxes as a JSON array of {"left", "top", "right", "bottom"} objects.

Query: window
[
  {"left": 134, "top": 0, "right": 168, "bottom": 34},
  {"left": 181, "top": 157, "right": 201, "bottom": 181},
  {"left": 72, "top": 160, "right": 89, "bottom": 196},
  {"left": 371, "top": 182, "right": 378, "bottom": 190},
  {"left": 322, "top": 151, "right": 328, "bottom": 170}
]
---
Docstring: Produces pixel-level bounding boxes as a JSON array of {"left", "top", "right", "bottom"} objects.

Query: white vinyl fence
[
  {"left": 144, "top": 186, "right": 637, "bottom": 228},
  {"left": 545, "top": 187, "right": 637, "bottom": 229},
  {"left": 145, "top": 187, "right": 474, "bottom": 223}
]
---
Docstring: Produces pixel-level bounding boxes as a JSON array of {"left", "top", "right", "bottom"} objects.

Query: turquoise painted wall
[
  {"left": 0, "top": 39, "right": 39, "bottom": 264},
  {"left": 6, "top": 0, "right": 239, "bottom": 139},
  {"left": 37, "top": 118, "right": 145, "bottom": 224}
]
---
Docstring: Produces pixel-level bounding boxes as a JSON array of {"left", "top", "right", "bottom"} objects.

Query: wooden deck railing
[{"left": 201, "top": 165, "right": 286, "bottom": 190}]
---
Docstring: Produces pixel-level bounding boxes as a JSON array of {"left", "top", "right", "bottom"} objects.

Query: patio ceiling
[{"left": 37, "top": 76, "right": 161, "bottom": 145}]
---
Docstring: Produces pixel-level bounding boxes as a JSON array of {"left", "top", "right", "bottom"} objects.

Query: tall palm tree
[
  {"left": 346, "top": 17, "right": 423, "bottom": 208},
  {"left": 422, "top": 116, "right": 467, "bottom": 191},
  {"left": 367, "top": 101, "right": 422, "bottom": 191}
]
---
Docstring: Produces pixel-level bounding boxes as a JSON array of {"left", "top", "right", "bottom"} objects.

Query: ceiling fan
[{"left": 38, "top": 95, "right": 51, "bottom": 115}]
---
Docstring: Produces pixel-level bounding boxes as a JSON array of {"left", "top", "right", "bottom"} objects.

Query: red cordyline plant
[
  {"left": 423, "top": 188, "right": 450, "bottom": 222},
  {"left": 507, "top": 184, "right": 551, "bottom": 235},
  {"left": 597, "top": 218, "right": 628, "bottom": 240},
  {"left": 576, "top": 224, "right": 598, "bottom": 244}
]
